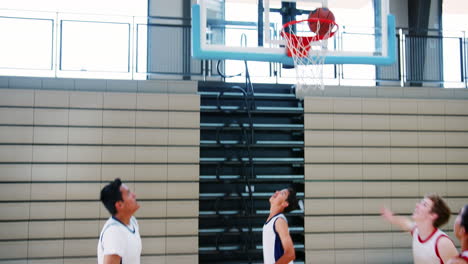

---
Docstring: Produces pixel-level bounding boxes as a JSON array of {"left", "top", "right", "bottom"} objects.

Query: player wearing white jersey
[
  {"left": 263, "top": 213, "right": 291, "bottom": 264},
  {"left": 381, "top": 194, "right": 458, "bottom": 264},
  {"left": 98, "top": 178, "right": 141, "bottom": 264},
  {"left": 448, "top": 205, "right": 468, "bottom": 264},
  {"left": 98, "top": 216, "right": 142, "bottom": 264},
  {"left": 263, "top": 188, "right": 298, "bottom": 264},
  {"left": 412, "top": 227, "right": 451, "bottom": 263}
]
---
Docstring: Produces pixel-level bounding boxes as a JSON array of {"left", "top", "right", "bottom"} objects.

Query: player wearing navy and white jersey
[
  {"left": 381, "top": 194, "right": 458, "bottom": 264},
  {"left": 263, "top": 187, "right": 298, "bottom": 264},
  {"left": 98, "top": 178, "right": 141, "bottom": 264},
  {"left": 448, "top": 205, "right": 468, "bottom": 264}
]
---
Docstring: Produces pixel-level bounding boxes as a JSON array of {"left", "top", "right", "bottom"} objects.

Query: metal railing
[{"left": 0, "top": 9, "right": 467, "bottom": 88}]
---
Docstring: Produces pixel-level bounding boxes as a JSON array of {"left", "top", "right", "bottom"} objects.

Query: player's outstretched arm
[
  {"left": 380, "top": 207, "right": 414, "bottom": 232},
  {"left": 275, "top": 218, "right": 296, "bottom": 264},
  {"left": 437, "top": 236, "right": 459, "bottom": 263},
  {"left": 448, "top": 258, "right": 468, "bottom": 264},
  {"left": 104, "top": 254, "right": 121, "bottom": 264}
]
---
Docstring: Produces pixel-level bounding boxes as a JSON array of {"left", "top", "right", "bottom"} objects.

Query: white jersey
[
  {"left": 262, "top": 213, "right": 293, "bottom": 264},
  {"left": 412, "top": 227, "right": 451, "bottom": 264},
  {"left": 98, "top": 216, "right": 142, "bottom": 264}
]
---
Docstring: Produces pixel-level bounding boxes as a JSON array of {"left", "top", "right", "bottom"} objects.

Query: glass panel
[
  {"left": 61, "top": 20, "right": 130, "bottom": 72},
  {"left": 443, "top": 37, "right": 463, "bottom": 83},
  {"left": 0, "top": 17, "right": 53, "bottom": 70},
  {"left": 147, "top": 25, "right": 184, "bottom": 74},
  {"left": 136, "top": 24, "right": 148, "bottom": 74},
  {"left": 343, "top": 64, "right": 376, "bottom": 80}
]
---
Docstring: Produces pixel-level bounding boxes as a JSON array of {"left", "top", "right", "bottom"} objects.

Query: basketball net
[{"left": 281, "top": 18, "right": 337, "bottom": 98}]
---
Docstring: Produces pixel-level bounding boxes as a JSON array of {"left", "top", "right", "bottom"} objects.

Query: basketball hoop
[{"left": 281, "top": 18, "right": 338, "bottom": 97}]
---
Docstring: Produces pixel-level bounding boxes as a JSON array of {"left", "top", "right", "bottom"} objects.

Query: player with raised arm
[{"left": 381, "top": 193, "right": 458, "bottom": 264}]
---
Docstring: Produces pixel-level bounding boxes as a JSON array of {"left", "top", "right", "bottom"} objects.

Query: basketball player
[
  {"left": 98, "top": 178, "right": 141, "bottom": 264},
  {"left": 263, "top": 187, "right": 298, "bottom": 264},
  {"left": 448, "top": 205, "right": 468, "bottom": 264},
  {"left": 381, "top": 194, "right": 458, "bottom": 264}
]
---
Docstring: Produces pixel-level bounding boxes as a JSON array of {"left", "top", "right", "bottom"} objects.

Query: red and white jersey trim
[
  {"left": 434, "top": 234, "right": 450, "bottom": 264},
  {"left": 412, "top": 227, "right": 453, "bottom": 264},
  {"left": 461, "top": 251, "right": 468, "bottom": 261}
]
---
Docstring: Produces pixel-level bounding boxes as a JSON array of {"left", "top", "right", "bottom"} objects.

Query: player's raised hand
[
  {"left": 380, "top": 207, "right": 394, "bottom": 221},
  {"left": 380, "top": 206, "right": 414, "bottom": 232}
]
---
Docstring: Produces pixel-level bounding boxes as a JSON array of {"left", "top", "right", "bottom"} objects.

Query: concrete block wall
[
  {"left": 303, "top": 91, "right": 468, "bottom": 264},
  {"left": 0, "top": 76, "right": 200, "bottom": 264}
]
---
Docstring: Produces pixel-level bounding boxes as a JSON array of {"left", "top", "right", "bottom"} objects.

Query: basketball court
[{"left": 0, "top": 0, "right": 468, "bottom": 263}]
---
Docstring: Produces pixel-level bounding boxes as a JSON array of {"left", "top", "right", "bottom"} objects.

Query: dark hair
[
  {"left": 284, "top": 187, "right": 298, "bottom": 213},
  {"left": 426, "top": 193, "right": 451, "bottom": 228},
  {"left": 100, "top": 178, "right": 123, "bottom": 215},
  {"left": 461, "top": 204, "right": 468, "bottom": 231}
]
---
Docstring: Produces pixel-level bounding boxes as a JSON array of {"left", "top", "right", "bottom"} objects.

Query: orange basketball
[{"left": 308, "top": 7, "right": 335, "bottom": 37}]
